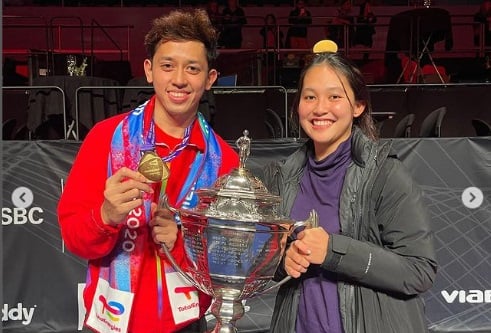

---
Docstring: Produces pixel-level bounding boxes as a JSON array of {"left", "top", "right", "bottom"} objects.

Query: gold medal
[{"left": 138, "top": 151, "right": 166, "bottom": 182}]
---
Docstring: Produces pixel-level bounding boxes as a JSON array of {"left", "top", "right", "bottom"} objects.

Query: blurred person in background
[
  {"left": 260, "top": 13, "right": 284, "bottom": 84},
  {"left": 220, "top": 0, "right": 247, "bottom": 49},
  {"left": 326, "top": 0, "right": 355, "bottom": 49},
  {"left": 205, "top": 0, "right": 224, "bottom": 47},
  {"left": 474, "top": 0, "right": 491, "bottom": 66},
  {"left": 354, "top": 0, "right": 377, "bottom": 61},
  {"left": 286, "top": 0, "right": 312, "bottom": 49}
]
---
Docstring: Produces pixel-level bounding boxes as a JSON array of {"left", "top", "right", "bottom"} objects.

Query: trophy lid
[{"left": 194, "top": 130, "right": 284, "bottom": 222}]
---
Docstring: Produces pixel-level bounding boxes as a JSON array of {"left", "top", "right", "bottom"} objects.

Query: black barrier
[
  {"left": 4, "top": 84, "right": 491, "bottom": 141},
  {"left": 2, "top": 138, "right": 490, "bottom": 333}
]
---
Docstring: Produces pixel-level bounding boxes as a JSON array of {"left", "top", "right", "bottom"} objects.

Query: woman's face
[{"left": 298, "top": 64, "right": 365, "bottom": 160}]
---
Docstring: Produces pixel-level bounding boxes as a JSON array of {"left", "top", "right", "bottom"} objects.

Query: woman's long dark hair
[{"left": 290, "top": 52, "right": 378, "bottom": 141}]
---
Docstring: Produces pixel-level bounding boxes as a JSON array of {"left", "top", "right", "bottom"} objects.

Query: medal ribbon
[
  {"left": 151, "top": 121, "right": 192, "bottom": 163},
  {"left": 140, "top": 114, "right": 193, "bottom": 197},
  {"left": 138, "top": 104, "right": 194, "bottom": 317}
]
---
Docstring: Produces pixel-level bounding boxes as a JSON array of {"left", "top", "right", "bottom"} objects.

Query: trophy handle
[
  {"left": 251, "top": 209, "right": 319, "bottom": 296},
  {"left": 158, "top": 194, "right": 198, "bottom": 287},
  {"left": 160, "top": 242, "right": 198, "bottom": 287},
  {"left": 291, "top": 209, "right": 319, "bottom": 231},
  {"left": 158, "top": 193, "right": 179, "bottom": 215}
]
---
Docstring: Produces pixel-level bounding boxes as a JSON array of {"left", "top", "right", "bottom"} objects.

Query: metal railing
[
  {"left": 3, "top": 15, "right": 133, "bottom": 77},
  {"left": 5, "top": 82, "right": 491, "bottom": 140}
]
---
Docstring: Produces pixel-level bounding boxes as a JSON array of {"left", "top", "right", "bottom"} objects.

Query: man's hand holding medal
[
  {"left": 100, "top": 166, "right": 154, "bottom": 226},
  {"left": 100, "top": 150, "right": 178, "bottom": 250}
]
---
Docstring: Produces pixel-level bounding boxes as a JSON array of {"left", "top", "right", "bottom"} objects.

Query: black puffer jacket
[{"left": 263, "top": 128, "right": 438, "bottom": 333}]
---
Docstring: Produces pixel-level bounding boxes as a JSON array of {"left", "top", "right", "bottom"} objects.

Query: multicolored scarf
[{"left": 87, "top": 97, "right": 222, "bottom": 332}]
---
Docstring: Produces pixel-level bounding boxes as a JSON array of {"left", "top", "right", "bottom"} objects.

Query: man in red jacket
[{"left": 58, "top": 9, "right": 239, "bottom": 333}]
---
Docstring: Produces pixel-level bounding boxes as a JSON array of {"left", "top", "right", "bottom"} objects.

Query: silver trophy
[
  {"left": 66, "top": 55, "right": 76, "bottom": 76},
  {"left": 161, "top": 130, "right": 318, "bottom": 333}
]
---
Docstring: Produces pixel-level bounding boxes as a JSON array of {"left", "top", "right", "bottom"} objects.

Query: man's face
[{"left": 144, "top": 40, "right": 217, "bottom": 122}]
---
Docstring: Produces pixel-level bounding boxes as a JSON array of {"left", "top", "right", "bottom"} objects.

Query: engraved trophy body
[{"left": 161, "top": 131, "right": 317, "bottom": 333}]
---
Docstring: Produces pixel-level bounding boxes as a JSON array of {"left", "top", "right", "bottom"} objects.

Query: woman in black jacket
[{"left": 264, "top": 40, "right": 437, "bottom": 333}]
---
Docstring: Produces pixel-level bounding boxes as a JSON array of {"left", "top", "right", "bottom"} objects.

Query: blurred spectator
[
  {"left": 219, "top": 0, "right": 247, "bottom": 49},
  {"left": 206, "top": 0, "right": 222, "bottom": 30},
  {"left": 354, "top": 0, "right": 377, "bottom": 60},
  {"left": 205, "top": 0, "right": 224, "bottom": 47},
  {"left": 326, "top": 0, "right": 355, "bottom": 49},
  {"left": 260, "top": 13, "right": 284, "bottom": 84},
  {"left": 474, "top": 0, "right": 491, "bottom": 57},
  {"left": 260, "top": 13, "right": 284, "bottom": 49},
  {"left": 286, "top": 0, "right": 312, "bottom": 49}
]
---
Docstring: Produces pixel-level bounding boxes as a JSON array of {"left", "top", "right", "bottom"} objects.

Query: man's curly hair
[{"left": 144, "top": 9, "right": 218, "bottom": 68}]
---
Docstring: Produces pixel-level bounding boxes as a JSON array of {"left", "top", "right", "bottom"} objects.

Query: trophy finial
[{"left": 236, "top": 130, "right": 251, "bottom": 168}]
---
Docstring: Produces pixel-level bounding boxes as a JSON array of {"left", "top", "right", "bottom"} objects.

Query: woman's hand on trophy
[
  {"left": 101, "top": 167, "right": 153, "bottom": 225},
  {"left": 149, "top": 202, "right": 178, "bottom": 251},
  {"left": 284, "top": 241, "right": 311, "bottom": 278},
  {"left": 296, "top": 227, "right": 329, "bottom": 265}
]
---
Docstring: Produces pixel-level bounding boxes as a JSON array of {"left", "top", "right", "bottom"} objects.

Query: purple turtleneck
[{"left": 290, "top": 137, "right": 352, "bottom": 333}]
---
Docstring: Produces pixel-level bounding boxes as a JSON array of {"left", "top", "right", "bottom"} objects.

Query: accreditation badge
[
  {"left": 165, "top": 262, "right": 200, "bottom": 325},
  {"left": 86, "top": 278, "right": 134, "bottom": 333}
]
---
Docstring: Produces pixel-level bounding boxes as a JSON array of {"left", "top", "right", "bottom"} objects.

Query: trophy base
[
  {"left": 206, "top": 323, "right": 238, "bottom": 333},
  {"left": 206, "top": 298, "right": 244, "bottom": 333}
]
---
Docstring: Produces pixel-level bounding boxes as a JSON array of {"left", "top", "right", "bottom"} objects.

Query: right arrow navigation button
[{"left": 461, "top": 187, "right": 484, "bottom": 209}]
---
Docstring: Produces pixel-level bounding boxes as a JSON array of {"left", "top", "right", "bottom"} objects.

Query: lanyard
[
  {"left": 140, "top": 117, "right": 193, "bottom": 197},
  {"left": 153, "top": 121, "right": 192, "bottom": 163}
]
